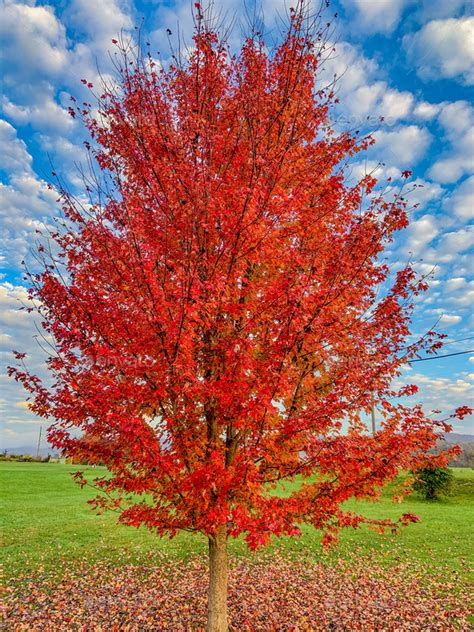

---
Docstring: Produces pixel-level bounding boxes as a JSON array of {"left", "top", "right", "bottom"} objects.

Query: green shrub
[{"left": 412, "top": 466, "right": 454, "bottom": 500}]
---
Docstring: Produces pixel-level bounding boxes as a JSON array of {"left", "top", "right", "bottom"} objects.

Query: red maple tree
[{"left": 10, "top": 5, "right": 468, "bottom": 630}]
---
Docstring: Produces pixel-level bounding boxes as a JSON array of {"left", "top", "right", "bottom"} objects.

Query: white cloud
[
  {"left": 446, "top": 176, "right": 474, "bottom": 221},
  {"left": 405, "top": 179, "right": 444, "bottom": 211},
  {"left": 65, "top": 0, "right": 133, "bottom": 46},
  {"left": 349, "top": 161, "right": 402, "bottom": 184},
  {"left": 395, "top": 370, "right": 474, "bottom": 430},
  {"left": 0, "top": 1, "right": 131, "bottom": 452},
  {"left": 35, "top": 0, "right": 132, "bottom": 121},
  {"left": 402, "top": 214, "right": 438, "bottom": 255},
  {"left": 1, "top": 94, "right": 74, "bottom": 134},
  {"left": 0, "top": 3, "right": 67, "bottom": 86},
  {"left": 449, "top": 254, "right": 473, "bottom": 278},
  {"left": 441, "top": 276, "right": 474, "bottom": 308},
  {"left": 413, "top": 101, "right": 442, "bottom": 121},
  {"left": 349, "top": 83, "right": 385, "bottom": 117},
  {"left": 415, "top": 238, "right": 473, "bottom": 273},
  {"left": 57, "top": 0, "right": 132, "bottom": 98},
  {"left": 414, "top": 262, "right": 441, "bottom": 279},
  {"left": 0, "top": 120, "right": 33, "bottom": 174},
  {"left": 428, "top": 101, "right": 474, "bottom": 184},
  {"left": 439, "top": 314, "right": 462, "bottom": 326},
  {"left": 317, "top": 42, "right": 414, "bottom": 127},
  {"left": 0, "top": 282, "right": 29, "bottom": 310},
  {"left": 444, "top": 277, "right": 468, "bottom": 293},
  {"left": 380, "top": 89, "right": 414, "bottom": 120},
  {"left": 432, "top": 154, "right": 473, "bottom": 186},
  {"left": 437, "top": 228, "right": 474, "bottom": 261},
  {"left": 0, "top": 0, "right": 132, "bottom": 137},
  {"left": 37, "top": 134, "right": 86, "bottom": 182},
  {"left": 404, "top": 17, "right": 474, "bottom": 86},
  {"left": 0, "top": 182, "right": 57, "bottom": 269},
  {"left": 373, "top": 125, "right": 431, "bottom": 166},
  {"left": 320, "top": 41, "right": 378, "bottom": 95},
  {"left": 0, "top": 282, "right": 53, "bottom": 450},
  {"left": 340, "top": 0, "right": 412, "bottom": 34},
  {"left": 438, "top": 100, "right": 473, "bottom": 137},
  {"left": 0, "top": 121, "right": 58, "bottom": 268},
  {"left": 343, "top": 83, "right": 414, "bottom": 121}
]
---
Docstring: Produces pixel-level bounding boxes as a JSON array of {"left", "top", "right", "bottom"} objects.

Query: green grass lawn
[{"left": 1, "top": 462, "right": 473, "bottom": 584}]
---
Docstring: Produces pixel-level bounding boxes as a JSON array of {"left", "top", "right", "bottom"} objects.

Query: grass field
[{"left": 1, "top": 462, "right": 473, "bottom": 585}]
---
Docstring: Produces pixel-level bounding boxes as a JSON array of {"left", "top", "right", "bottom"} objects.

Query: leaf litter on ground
[{"left": 3, "top": 552, "right": 472, "bottom": 631}]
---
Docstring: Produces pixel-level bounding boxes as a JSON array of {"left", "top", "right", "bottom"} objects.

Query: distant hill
[
  {"left": 2, "top": 445, "right": 58, "bottom": 458},
  {"left": 442, "top": 433, "right": 474, "bottom": 444}
]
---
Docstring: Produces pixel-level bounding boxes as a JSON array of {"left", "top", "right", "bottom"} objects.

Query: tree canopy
[{"left": 9, "top": 5, "right": 469, "bottom": 630}]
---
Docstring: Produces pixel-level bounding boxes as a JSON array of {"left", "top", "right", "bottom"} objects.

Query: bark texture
[{"left": 207, "top": 525, "right": 228, "bottom": 632}]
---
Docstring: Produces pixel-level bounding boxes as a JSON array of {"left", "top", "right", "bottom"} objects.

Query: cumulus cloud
[
  {"left": 349, "top": 161, "right": 402, "bottom": 184},
  {"left": 0, "top": 2, "right": 67, "bottom": 88},
  {"left": 0, "top": 282, "right": 52, "bottom": 451},
  {"left": 444, "top": 277, "right": 469, "bottom": 293},
  {"left": 411, "top": 373, "right": 472, "bottom": 395},
  {"left": 404, "top": 179, "right": 444, "bottom": 211},
  {"left": 320, "top": 42, "right": 377, "bottom": 95},
  {"left": 428, "top": 101, "right": 474, "bottom": 184},
  {"left": 413, "top": 101, "right": 442, "bottom": 121},
  {"left": 0, "top": 120, "right": 33, "bottom": 175},
  {"left": 394, "top": 369, "right": 474, "bottom": 430},
  {"left": 318, "top": 41, "right": 414, "bottom": 126},
  {"left": 0, "top": 181, "right": 58, "bottom": 269},
  {"left": 412, "top": 229, "right": 474, "bottom": 279},
  {"left": 0, "top": 121, "right": 58, "bottom": 268},
  {"left": 449, "top": 254, "right": 473, "bottom": 279},
  {"left": 446, "top": 176, "right": 474, "bottom": 221},
  {"left": 436, "top": 228, "right": 474, "bottom": 262},
  {"left": 64, "top": 0, "right": 133, "bottom": 46},
  {"left": 147, "top": 0, "right": 254, "bottom": 56},
  {"left": 372, "top": 125, "right": 431, "bottom": 166},
  {"left": 340, "top": 0, "right": 412, "bottom": 34},
  {"left": 62, "top": 0, "right": 133, "bottom": 89},
  {"left": 1, "top": 94, "right": 74, "bottom": 135},
  {"left": 438, "top": 99, "right": 473, "bottom": 137},
  {"left": 403, "top": 17, "right": 474, "bottom": 86},
  {"left": 438, "top": 276, "right": 474, "bottom": 315},
  {"left": 401, "top": 213, "right": 438, "bottom": 256},
  {"left": 0, "top": 0, "right": 132, "bottom": 140},
  {"left": 380, "top": 89, "right": 414, "bottom": 120},
  {"left": 439, "top": 314, "right": 462, "bottom": 326}
]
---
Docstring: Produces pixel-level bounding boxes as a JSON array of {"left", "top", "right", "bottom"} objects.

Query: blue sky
[{"left": 0, "top": 0, "right": 473, "bottom": 450}]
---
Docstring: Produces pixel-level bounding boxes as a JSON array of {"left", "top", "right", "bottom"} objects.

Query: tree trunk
[{"left": 207, "top": 525, "right": 228, "bottom": 632}]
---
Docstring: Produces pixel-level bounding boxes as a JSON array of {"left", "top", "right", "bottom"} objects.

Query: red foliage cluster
[{"left": 9, "top": 9, "right": 467, "bottom": 549}]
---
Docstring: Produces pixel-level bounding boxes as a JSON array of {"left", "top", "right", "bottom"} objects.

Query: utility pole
[{"left": 36, "top": 425, "right": 42, "bottom": 458}]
